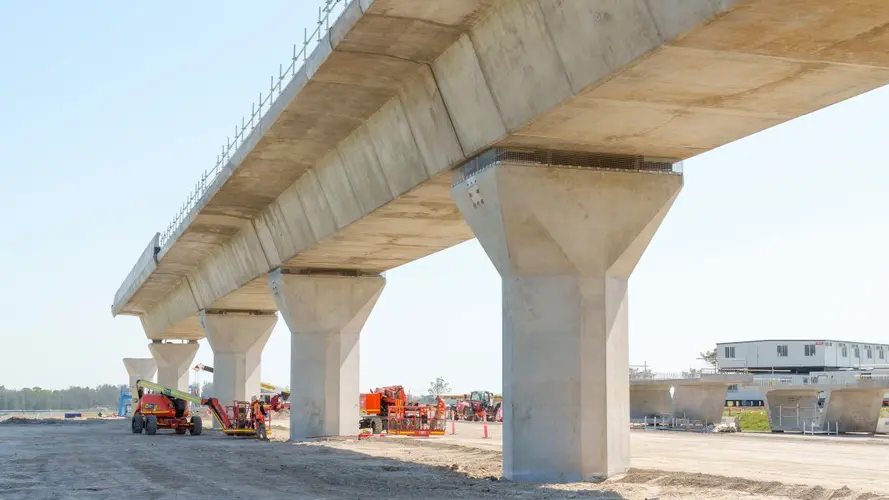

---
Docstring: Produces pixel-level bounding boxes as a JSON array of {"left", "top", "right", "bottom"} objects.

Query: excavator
[
  {"left": 192, "top": 363, "right": 290, "bottom": 412},
  {"left": 131, "top": 379, "right": 270, "bottom": 438}
]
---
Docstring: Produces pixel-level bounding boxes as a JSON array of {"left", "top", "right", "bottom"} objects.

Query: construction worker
[
  {"left": 250, "top": 396, "right": 268, "bottom": 441},
  {"left": 435, "top": 395, "right": 447, "bottom": 421}
]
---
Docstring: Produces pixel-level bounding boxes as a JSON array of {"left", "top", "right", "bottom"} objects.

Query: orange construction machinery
[
  {"left": 192, "top": 363, "right": 290, "bottom": 412},
  {"left": 131, "top": 380, "right": 270, "bottom": 438},
  {"left": 359, "top": 385, "right": 407, "bottom": 434},
  {"left": 443, "top": 391, "right": 503, "bottom": 422},
  {"left": 359, "top": 385, "right": 446, "bottom": 436}
]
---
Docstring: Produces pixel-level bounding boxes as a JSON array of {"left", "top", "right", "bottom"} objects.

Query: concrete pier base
[
  {"left": 630, "top": 383, "right": 673, "bottom": 420},
  {"left": 148, "top": 340, "right": 199, "bottom": 391},
  {"left": 672, "top": 383, "right": 732, "bottom": 424},
  {"left": 122, "top": 358, "right": 157, "bottom": 402},
  {"left": 452, "top": 159, "right": 682, "bottom": 482},
  {"left": 762, "top": 389, "right": 821, "bottom": 432},
  {"left": 269, "top": 270, "right": 385, "bottom": 440},
  {"left": 823, "top": 387, "right": 885, "bottom": 433},
  {"left": 200, "top": 311, "right": 277, "bottom": 408}
]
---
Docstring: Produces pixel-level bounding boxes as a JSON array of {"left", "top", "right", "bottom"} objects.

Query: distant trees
[
  {"left": 700, "top": 349, "right": 718, "bottom": 369},
  {"left": 629, "top": 367, "right": 654, "bottom": 380},
  {"left": 0, "top": 385, "right": 124, "bottom": 411},
  {"left": 427, "top": 377, "right": 451, "bottom": 398}
]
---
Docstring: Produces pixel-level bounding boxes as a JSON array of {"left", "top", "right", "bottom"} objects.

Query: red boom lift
[{"left": 132, "top": 379, "right": 270, "bottom": 438}]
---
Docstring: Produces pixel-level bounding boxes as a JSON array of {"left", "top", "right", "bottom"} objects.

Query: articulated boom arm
[{"left": 136, "top": 379, "right": 202, "bottom": 405}]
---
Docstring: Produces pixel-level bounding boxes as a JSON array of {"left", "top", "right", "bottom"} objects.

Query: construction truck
[
  {"left": 445, "top": 391, "right": 502, "bottom": 422},
  {"left": 359, "top": 385, "right": 408, "bottom": 434},
  {"left": 192, "top": 363, "right": 290, "bottom": 412},
  {"left": 131, "top": 379, "right": 270, "bottom": 438},
  {"left": 358, "top": 385, "right": 446, "bottom": 437}
]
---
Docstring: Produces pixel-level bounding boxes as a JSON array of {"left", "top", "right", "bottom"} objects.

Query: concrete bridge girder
[{"left": 124, "top": 0, "right": 889, "bottom": 341}]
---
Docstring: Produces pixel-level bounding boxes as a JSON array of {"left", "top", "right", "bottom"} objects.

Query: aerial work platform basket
[{"left": 385, "top": 405, "right": 446, "bottom": 436}]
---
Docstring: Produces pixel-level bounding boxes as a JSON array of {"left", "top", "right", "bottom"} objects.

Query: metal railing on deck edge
[{"left": 157, "top": 0, "right": 348, "bottom": 251}]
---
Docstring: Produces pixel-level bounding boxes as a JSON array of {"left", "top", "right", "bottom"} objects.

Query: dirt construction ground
[{"left": 2, "top": 418, "right": 889, "bottom": 500}]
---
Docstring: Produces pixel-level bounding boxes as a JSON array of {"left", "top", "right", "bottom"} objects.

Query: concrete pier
[
  {"left": 758, "top": 381, "right": 889, "bottom": 434},
  {"left": 269, "top": 270, "right": 385, "bottom": 440},
  {"left": 763, "top": 388, "right": 822, "bottom": 433},
  {"left": 452, "top": 158, "right": 682, "bottom": 483},
  {"left": 630, "top": 375, "right": 751, "bottom": 423},
  {"left": 200, "top": 311, "right": 277, "bottom": 406},
  {"left": 823, "top": 387, "right": 886, "bottom": 434},
  {"left": 672, "top": 381, "right": 735, "bottom": 424},
  {"left": 147, "top": 340, "right": 198, "bottom": 391},
  {"left": 122, "top": 357, "right": 156, "bottom": 402},
  {"left": 629, "top": 383, "right": 673, "bottom": 420}
]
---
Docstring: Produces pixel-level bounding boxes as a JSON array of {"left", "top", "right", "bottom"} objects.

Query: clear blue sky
[{"left": 2, "top": 2, "right": 888, "bottom": 394}]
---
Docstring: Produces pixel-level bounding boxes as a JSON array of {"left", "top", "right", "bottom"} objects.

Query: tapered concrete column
[
  {"left": 823, "top": 387, "right": 885, "bottom": 433},
  {"left": 148, "top": 340, "right": 199, "bottom": 391},
  {"left": 199, "top": 311, "right": 277, "bottom": 407},
  {"left": 452, "top": 158, "right": 682, "bottom": 483},
  {"left": 122, "top": 358, "right": 157, "bottom": 402},
  {"left": 672, "top": 382, "right": 732, "bottom": 424},
  {"left": 269, "top": 270, "right": 385, "bottom": 440}
]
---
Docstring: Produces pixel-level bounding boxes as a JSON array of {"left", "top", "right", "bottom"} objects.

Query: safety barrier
[
  {"left": 775, "top": 404, "right": 821, "bottom": 432},
  {"left": 803, "top": 420, "right": 838, "bottom": 436},
  {"left": 637, "top": 414, "right": 714, "bottom": 433}
]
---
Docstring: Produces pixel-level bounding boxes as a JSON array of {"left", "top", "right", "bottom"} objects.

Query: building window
[
  {"left": 724, "top": 346, "right": 735, "bottom": 359},
  {"left": 841, "top": 344, "right": 848, "bottom": 357},
  {"left": 777, "top": 344, "right": 788, "bottom": 357},
  {"left": 867, "top": 346, "right": 873, "bottom": 359},
  {"left": 728, "top": 384, "right": 739, "bottom": 392},
  {"left": 880, "top": 347, "right": 885, "bottom": 360},
  {"left": 804, "top": 344, "right": 816, "bottom": 356},
  {"left": 854, "top": 345, "right": 860, "bottom": 358}
]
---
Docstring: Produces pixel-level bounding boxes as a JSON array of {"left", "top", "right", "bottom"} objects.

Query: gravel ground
[{"left": 0, "top": 417, "right": 887, "bottom": 500}]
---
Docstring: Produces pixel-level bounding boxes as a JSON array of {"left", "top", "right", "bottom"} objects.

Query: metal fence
[
  {"left": 629, "top": 368, "right": 717, "bottom": 381},
  {"left": 158, "top": 0, "right": 349, "bottom": 250}
]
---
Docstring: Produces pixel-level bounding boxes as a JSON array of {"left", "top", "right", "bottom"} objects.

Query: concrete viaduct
[{"left": 113, "top": 0, "right": 889, "bottom": 483}]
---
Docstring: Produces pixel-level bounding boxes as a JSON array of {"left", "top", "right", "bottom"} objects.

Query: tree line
[{"left": 0, "top": 385, "right": 125, "bottom": 411}]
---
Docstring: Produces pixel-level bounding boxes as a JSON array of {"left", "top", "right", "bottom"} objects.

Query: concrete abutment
[
  {"left": 147, "top": 340, "right": 198, "bottom": 391},
  {"left": 451, "top": 152, "right": 682, "bottom": 483},
  {"left": 199, "top": 311, "right": 277, "bottom": 409},
  {"left": 269, "top": 270, "right": 385, "bottom": 440}
]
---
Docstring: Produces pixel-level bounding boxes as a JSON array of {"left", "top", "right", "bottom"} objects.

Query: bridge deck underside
[{"left": 116, "top": 0, "right": 889, "bottom": 339}]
